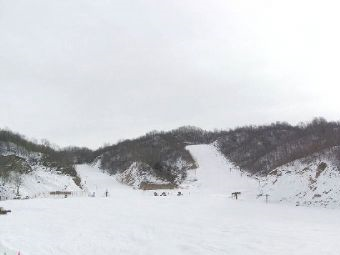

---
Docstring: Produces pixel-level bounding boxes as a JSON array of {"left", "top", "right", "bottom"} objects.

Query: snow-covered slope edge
[
  {"left": 260, "top": 148, "right": 340, "bottom": 208},
  {"left": 0, "top": 150, "right": 81, "bottom": 200},
  {"left": 116, "top": 162, "right": 175, "bottom": 190},
  {"left": 0, "top": 167, "right": 81, "bottom": 200},
  {"left": 0, "top": 136, "right": 83, "bottom": 200}
]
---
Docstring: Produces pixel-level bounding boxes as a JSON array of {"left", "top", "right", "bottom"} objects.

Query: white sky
[{"left": 1, "top": 0, "right": 340, "bottom": 149}]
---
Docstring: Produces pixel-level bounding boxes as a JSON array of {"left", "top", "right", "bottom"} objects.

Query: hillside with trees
[
  {"left": 215, "top": 118, "right": 340, "bottom": 175},
  {"left": 85, "top": 118, "right": 340, "bottom": 182},
  {"left": 0, "top": 129, "right": 81, "bottom": 191},
  {"left": 2, "top": 118, "right": 340, "bottom": 190}
]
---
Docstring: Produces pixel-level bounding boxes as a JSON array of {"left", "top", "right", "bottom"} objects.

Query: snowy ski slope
[
  {"left": 1, "top": 144, "right": 340, "bottom": 255},
  {"left": 186, "top": 144, "right": 258, "bottom": 197},
  {"left": 77, "top": 162, "right": 129, "bottom": 196}
]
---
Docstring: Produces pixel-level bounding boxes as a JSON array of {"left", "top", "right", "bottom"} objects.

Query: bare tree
[{"left": 11, "top": 172, "right": 23, "bottom": 196}]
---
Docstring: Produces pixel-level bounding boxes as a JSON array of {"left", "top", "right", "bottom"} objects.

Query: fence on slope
[{"left": 31, "top": 190, "right": 90, "bottom": 199}]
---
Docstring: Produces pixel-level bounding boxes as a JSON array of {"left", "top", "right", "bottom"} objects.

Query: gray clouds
[{"left": 1, "top": 0, "right": 340, "bottom": 148}]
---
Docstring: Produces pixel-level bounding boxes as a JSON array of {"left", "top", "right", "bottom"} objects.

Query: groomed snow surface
[{"left": 1, "top": 145, "right": 340, "bottom": 255}]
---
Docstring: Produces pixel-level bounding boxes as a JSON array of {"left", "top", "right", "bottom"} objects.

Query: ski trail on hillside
[
  {"left": 186, "top": 144, "right": 258, "bottom": 198},
  {"left": 76, "top": 163, "right": 130, "bottom": 197}
]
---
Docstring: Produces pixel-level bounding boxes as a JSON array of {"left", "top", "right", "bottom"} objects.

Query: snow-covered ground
[
  {"left": 185, "top": 144, "right": 259, "bottom": 198},
  {"left": 0, "top": 167, "right": 81, "bottom": 200},
  {"left": 1, "top": 145, "right": 340, "bottom": 255}
]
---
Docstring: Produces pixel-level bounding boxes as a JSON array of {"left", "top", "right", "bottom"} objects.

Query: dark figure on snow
[{"left": 231, "top": 192, "right": 241, "bottom": 200}]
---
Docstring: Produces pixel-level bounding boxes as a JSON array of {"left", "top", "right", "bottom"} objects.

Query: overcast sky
[{"left": 1, "top": 0, "right": 340, "bottom": 149}]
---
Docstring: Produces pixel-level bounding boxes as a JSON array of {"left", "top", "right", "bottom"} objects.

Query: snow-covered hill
[
  {"left": 3, "top": 141, "right": 340, "bottom": 210},
  {"left": 1, "top": 167, "right": 81, "bottom": 200},
  {"left": 0, "top": 156, "right": 81, "bottom": 200},
  {"left": 187, "top": 144, "right": 340, "bottom": 208},
  {"left": 260, "top": 151, "right": 340, "bottom": 208},
  {"left": 0, "top": 137, "right": 81, "bottom": 200},
  {"left": 183, "top": 144, "right": 340, "bottom": 208}
]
